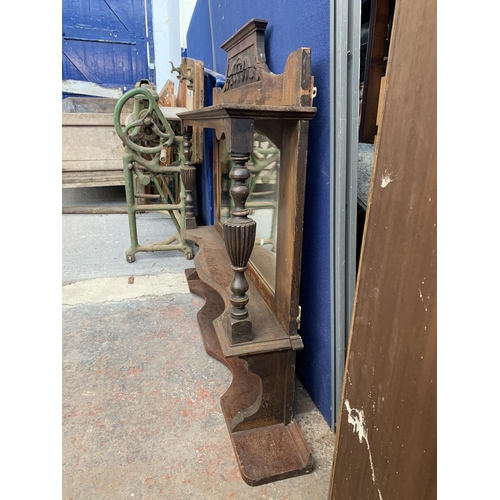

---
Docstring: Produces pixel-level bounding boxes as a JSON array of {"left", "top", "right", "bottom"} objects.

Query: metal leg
[{"left": 123, "top": 154, "right": 139, "bottom": 263}]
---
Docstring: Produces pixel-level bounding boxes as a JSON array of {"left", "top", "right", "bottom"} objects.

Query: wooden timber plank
[
  {"left": 62, "top": 112, "right": 125, "bottom": 126},
  {"left": 62, "top": 127, "right": 124, "bottom": 162},
  {"left": 274, "top": 120, "right": 310, "bottom": 335},
  {"left": 62, "top": 160, "right": 123, "bottom": 171},
  {"left": 62, "top": 205, "right": 128, "bottom": 214},
  {"left": 358, "top": 0, "right": 390, "bottom": 143},
  {"left": 62, "top": 172, "right": 124, "bottom": 185},
  {"left": 328, "top": 0, "right": 436, "bottom": 498},
  {"left": 62, "top": 181, "right": 125, "bottom": 189}
]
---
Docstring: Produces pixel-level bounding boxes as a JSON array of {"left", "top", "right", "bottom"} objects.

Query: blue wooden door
[{"left": 62, "top": 0, "right": 155, "bottom": 94}]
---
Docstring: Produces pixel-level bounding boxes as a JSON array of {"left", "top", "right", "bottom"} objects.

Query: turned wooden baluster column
[
  {"left": 181, "top": 126, "right": 197, "bottom": 229},
  {"left": 223, "top": 149, "right": 256, "bottom": 344}
]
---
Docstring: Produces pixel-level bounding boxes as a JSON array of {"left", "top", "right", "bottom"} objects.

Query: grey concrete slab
[
  {"left": 63, "top": 295, "right": 334, "bottom": 499},
  {"left": 62, "top": 213, "right": 195, "bottom": 284},
  {"left": 62, "top": 186, "right": 127, "bottom": 208}
]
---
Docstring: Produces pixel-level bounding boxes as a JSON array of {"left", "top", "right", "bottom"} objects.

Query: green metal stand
[{"left": 113, "top": 80, "right": 194, "bottom": 262}]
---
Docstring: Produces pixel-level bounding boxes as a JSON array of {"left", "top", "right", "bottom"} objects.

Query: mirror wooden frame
[{"left": 178, "top": 18, "right": 317, "bottom": 486}]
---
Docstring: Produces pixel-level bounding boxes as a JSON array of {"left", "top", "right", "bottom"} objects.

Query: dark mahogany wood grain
[{"left": 178, "top": 19, "right": 316, "bottom": 486}]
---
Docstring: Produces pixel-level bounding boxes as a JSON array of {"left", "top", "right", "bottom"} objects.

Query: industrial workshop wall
[
  {"left": 62, "top": 0, "right": 197, "bottom": 96},
  {"left": 62, "top": 0, "right": 155, "bottom": 94},
  {"left": 186, "top": 1, "right": 333, "bottom": 426}
]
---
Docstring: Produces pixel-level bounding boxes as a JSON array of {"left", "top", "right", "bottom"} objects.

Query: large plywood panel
[{"left": 329, "top": 0, "right": 436, "bottom": 497}]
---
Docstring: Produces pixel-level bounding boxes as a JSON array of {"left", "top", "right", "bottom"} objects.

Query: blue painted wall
[{"left": 187, "top": 0, "right": 333, "bottom": 426}]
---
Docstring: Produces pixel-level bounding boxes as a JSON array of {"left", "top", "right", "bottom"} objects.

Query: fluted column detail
[
  {"left": 223, "top": 152, "right": 256, "bottom": 343},
  {"left": 181, "top": 126, "right": 197, "bottom": 229}
]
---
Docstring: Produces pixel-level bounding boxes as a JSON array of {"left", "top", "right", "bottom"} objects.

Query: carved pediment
[
  {"left": 214, "top": 18, "right": 315, "bottom": 108},
  {"left": 220, "top": 18, "right": 269, "bottom": 92}
]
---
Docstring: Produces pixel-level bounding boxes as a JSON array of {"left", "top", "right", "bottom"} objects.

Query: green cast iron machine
[{"left": 113, "top": 80, "right": 196, "bottom": 262}]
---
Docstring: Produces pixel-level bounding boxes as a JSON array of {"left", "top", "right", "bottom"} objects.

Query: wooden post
[
  {"left": 223, "top": 149, "right": 256, "bottom": 344},
  {"left": 180, "top": 126, "right": 197, "bottom": 229}
]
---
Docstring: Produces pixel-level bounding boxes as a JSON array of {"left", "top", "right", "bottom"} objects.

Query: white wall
[
  {"left": 151, "top": 0, "right": 197, "bottom": 93},
  {"left": 179, "top": 0, "right": 197, "bottom": 48}
]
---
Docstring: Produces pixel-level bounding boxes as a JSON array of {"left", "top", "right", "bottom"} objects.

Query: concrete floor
[{"left": 62, "top": 211, "right": 335, "bottom": 499}]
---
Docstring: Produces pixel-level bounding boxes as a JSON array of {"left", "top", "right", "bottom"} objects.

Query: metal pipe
[
  {"left": 160, "top": 147, "right": 168, "bottom": 163},
  {"left": 133, "top": 193, "right": 161, "bottom": 199},
  {"left": 133, "top": 203, "right": 183, "bottom": 212}
]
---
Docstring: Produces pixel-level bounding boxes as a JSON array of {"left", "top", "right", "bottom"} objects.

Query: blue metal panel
[
  {"left": 186, "top": 0, "right": 216, "bottom": 71},
  {"left": 193, "top": 69, "right": 226, "bottom": 226},
  {"left": 62, "top": 0, "right": 154, "bottom": 93},
  {"left": 187, "top": 1, "right": 333, "bottom": 427}
]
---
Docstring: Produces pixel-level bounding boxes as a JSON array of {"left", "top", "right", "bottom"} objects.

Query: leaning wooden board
[
  {"left": 328, "top": 0, "right": 436, "bottom": 498},
  {"left": 62, "top": 111, "right": 127, "bottom": 189}
]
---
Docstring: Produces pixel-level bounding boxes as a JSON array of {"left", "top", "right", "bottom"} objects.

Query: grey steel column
[
  {"left": 330, "top": 0, "right": 361, "bottom": 429},
  {"left": 207, "top": 0, "right": 217, "bottom": 72},
  {"left": 346, "top": 0, "right": 361, "bottom": 344}
]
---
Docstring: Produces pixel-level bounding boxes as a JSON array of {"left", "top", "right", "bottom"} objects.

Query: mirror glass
[{"left": 219, "top": 130, "right": 280, "bottom": 293}]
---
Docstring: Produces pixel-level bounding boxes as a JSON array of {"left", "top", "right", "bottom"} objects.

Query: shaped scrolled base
[{"left": 185, "top": 267, "right": 313, "bottom": 486}]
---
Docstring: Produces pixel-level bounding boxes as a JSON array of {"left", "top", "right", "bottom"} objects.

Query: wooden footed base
[
  {"left": 185, "top": 216, "right": 197, "bottom": 230},
  {"left": 228, "top": 314, "right": 253, "bottom": 344},
  {"left": 185, "top": 268, "right": 313, "bottom": 486}
]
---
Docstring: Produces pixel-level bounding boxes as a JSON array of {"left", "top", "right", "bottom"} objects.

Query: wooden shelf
[{"left": 184, "top": 226, "right": 302, "bottom": 358}]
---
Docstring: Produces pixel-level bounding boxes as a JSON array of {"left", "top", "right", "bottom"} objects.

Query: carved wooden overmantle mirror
[{"left": 178, "top": 18, "right": 317, "bottom": 486}]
